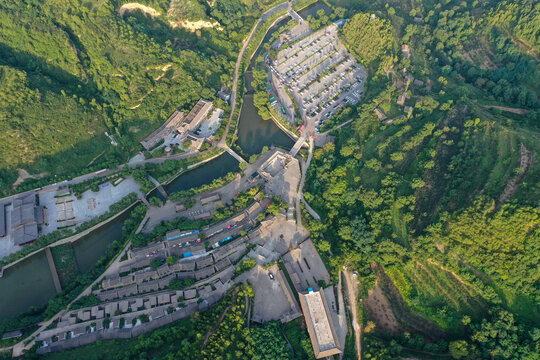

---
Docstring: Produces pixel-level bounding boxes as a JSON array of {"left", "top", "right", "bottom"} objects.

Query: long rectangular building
[
  {"left": 0, "top": 204, "right": 5, "bottom": 237},
  {"left": 176, "top": 99, "right": 213, "bottom": 136},
  {"left": 298, "top": 289, "right": 342, "bottom": 359},
  {"left": 140, "top": 109, "right": 185, "bottom": 150}
]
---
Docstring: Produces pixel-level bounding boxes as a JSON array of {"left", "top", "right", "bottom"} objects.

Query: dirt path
[
  {"left": 343, "top": 271, "right": 361, "bottom": 360},
  {"left": 484, "top": 105, "right": 529, "bottom": 115},
  {"left": 201, "top": 287, "right": 239, "bottom": 348},
  {"left": 497, "top": 144, "right": 532, "bottom": 208},
  {"left": 12, "top": 169, "right": 48, "bottom": 191}
]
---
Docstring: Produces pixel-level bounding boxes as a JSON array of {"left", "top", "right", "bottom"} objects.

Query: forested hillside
[
  {"left": 303, "top": 0, "right": 539, "bottom": 358},
  {"left": 0, "top": 0, "right": 276, "bottom": 195}
]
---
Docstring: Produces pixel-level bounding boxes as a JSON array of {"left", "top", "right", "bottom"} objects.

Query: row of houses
[{"left": 96, "top": 239, "right": 248, "bottom": 302}]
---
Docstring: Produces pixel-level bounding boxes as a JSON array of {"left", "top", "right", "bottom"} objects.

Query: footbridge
[
  {"left": 219, "top": 144, "right": 247, "bottom": 163},
  {"left": 289, "top": 136, "right": 307, "bottom": 157},
  {"left": 289, "top": 8, "right": 303, "bottom": 21},
  {"left": 148, "top": 175, "right": 168, "bottom": 199}
]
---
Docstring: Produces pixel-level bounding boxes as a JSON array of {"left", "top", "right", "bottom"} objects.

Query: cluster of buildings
[
  {"left": 33, "top": 148, "right": 343, "bottom": 358},
  {"left": 140, "top": 98, "right": 222, "bottom": 151},
  {"left": 0, "top": 193, "right": 45, "bottom": 247},
  {"left": 35, "top": 196, "right": 268, "bottom": 353},
  {"left": 373, "top": 44, "right": 431, "bottom": 123}
]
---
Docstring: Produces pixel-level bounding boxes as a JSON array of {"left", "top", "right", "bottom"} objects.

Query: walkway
[
  {"left": 219, "top": 143, "right": 247, "bottom": 163},
  {"left": 320, "top": 118, "right": 354, "bottom": 136},
  {"left": 298, "top": 137, "right": 321, "bottom": 220},
  {"left": 148, "top": 175, "right": 168, "bottom": 199},
  {"left": 289, "top": 136, "right": 306, "bottom": 157},
  {"left": 289, "top": 9, "right": 303, "bottom": 22},
  {"left": 343, "top": 270, "right": 362, "bottom": 360}
]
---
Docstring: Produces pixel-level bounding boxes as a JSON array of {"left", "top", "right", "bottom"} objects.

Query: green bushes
[
  {"left": 212, "top": 186, "right": 260, "bottom": 222},
  {"left": 168, "top": 278, "right": 195, "bottom": 291},
  {"left": 233, "top": 258, "right": 257, "bottom": 278}
]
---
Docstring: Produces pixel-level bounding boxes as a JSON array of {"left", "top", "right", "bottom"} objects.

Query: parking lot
[
  {"left": 249, "top": 264, "right": 301, "bottom": 323},
  {"left": 270, "top": 23, "right": 366, "bottom": 134},
  {"left": 282, "top": 238, "right": 331, "bottom": 292}
]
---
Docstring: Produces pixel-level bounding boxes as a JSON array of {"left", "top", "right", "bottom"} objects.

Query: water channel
[
  {"left": 165, "top": 152, "right": 239, "bottom": 194},
  {"left": 73, "top": 208, "right": 132, "bottom": 274},
  {"left": 0, "top": 3, "right": 329, "bottom": 320},
  {"left": 0, "top": 250, "right": 57, "bottom": 320}
]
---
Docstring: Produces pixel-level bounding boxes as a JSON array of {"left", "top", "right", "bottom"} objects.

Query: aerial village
[{"left": 0, "top": 9, "right": 362, "bottom": 360}]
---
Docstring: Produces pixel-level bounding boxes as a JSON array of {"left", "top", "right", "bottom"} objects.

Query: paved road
[{"left": 220, "top": 1, "right": 293, "bottom": 148}]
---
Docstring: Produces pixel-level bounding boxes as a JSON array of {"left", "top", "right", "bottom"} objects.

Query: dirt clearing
[
  {"left": 169, "top": 19, "right": 223, "bottom": 31},
  {"left": 119, "top": 3, "right": 161, "bottom": 19}
]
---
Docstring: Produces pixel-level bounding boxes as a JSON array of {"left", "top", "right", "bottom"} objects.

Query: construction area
[{"left": 270, "top": 23, "right": 366, "bottom": 134}]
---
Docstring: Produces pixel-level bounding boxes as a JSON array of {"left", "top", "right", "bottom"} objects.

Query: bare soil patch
[
  {"left": 169, "top": 19, "right": 223, "bottom": 31},
  {"left": 365, "top": 265, "right": 444, "bottom": 341},
  {"left": 364, "top": 282, "right": 404, "bottom": 335},
  {"left": 12, "top": 169, "right": 48, "bottom": 190},
  {"left": 484, "top": 105, "right": 529, "bottom": 115},
  {"left": 497, "top": 144, "right": 532, "bottom": 207},
  {"left": 119, "top": 3, "right": 161, "bottom": 19}
]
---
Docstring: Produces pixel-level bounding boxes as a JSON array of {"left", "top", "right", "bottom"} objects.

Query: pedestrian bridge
[
  {"left": 219, "top": 144, "right": 247, "bottom": 163},
  {"left": 289, "top": 137, "right": 306, "bottom": 157},
  {"left": 289, "top": 9, "right": 303, "bottom": 22}
]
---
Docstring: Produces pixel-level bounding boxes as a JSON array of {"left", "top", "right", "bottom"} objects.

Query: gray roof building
[
  {"left": 184, "top": 289, "right": 197, "bottom": 300},
  {"left": 196, "top": 255, "right": 214, "bottom": 270},
  {"left": 0, "top": 204, "right": 5, "bottom": 237},
  {"left": 195, "top": 266, "right": 215, "bottom": 280},
  {"left": 140, "top": 109, "right": 185, "bottom": 150},
  {"left": 138, "top": 280, "right": 160, "bottom": 294},
  {"left": 104, "top": 302, "right": 118, "bottom": 316},
  {"left": 11, "top": 194, "right": 43, "bottom": 245},
  {"left": 117, "top": 284, "right": 138, "bottom": 298},
  {"left": 97, "top": 289, "right": 119, "bottom": 302},
  {"left": 298, "top": 289, "right": 342, "bottom": 359}
]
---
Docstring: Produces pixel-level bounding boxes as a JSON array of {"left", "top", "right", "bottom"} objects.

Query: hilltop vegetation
[
  {"left": 303, "top": 0, "right": 539, "bottom": 358},
  {"left": 0, "top": 0, "right": 278, "bottom": 196}
]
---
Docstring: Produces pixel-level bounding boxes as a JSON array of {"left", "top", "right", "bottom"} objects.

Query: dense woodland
[
  {"left": 0, "top": 0, "right": 278, "bottom": 195},
  {"left": 302, "top": 0, "right": 539, "bottom": 358}
]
